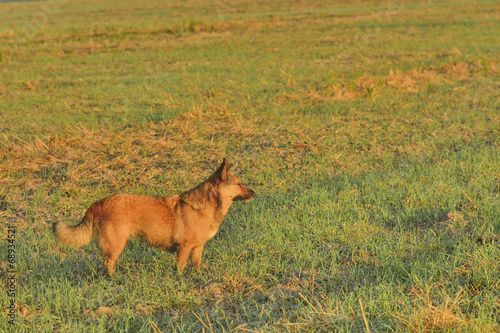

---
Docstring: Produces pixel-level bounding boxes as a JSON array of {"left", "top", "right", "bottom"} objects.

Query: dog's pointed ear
[
  {"left": 213, "top": 158, "right": 233, "bottom": 185},
  {"left": 222, "top": 158, "right": 234, "bottom": 171}
]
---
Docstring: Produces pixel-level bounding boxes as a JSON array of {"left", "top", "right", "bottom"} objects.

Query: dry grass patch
[
  {"left": 274, "top": 59, "right": 497, "bottom": 106},
  {"left": 393, "top": 288, "right": 500, "bottom": 332},
  {"left": 384, "top": 68, "right": 439, "bottom": 93},
  {"left": 1, "top": 106, "right": 331, "bottom": 232}
]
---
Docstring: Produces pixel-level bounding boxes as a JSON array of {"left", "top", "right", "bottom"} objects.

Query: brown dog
[{"left": 53, "top": 158, "right": 255, "bottom": 276}]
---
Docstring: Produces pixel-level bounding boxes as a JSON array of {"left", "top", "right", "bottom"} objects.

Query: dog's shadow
[
  {"left": 41, "top": 244, "right": 108, "bottom": 284},
  {"left": 45, "top": 237, "right": 183, "bottom": 284}
]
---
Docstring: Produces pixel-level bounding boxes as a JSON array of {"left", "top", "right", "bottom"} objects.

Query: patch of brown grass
[
  {"left": 394, "top": 287, "right": 500, "bottom": 332},
  {"left": 273, "top": 59, "right": 494, "bottom": 106},
  {"left": 385, "top": 68, "right": 439, "bottom": 93},
  {"left": 394, "top": 288, "right": 467, "bottom": 332},
  {"left": 0, "top": 105, "right": 326, "bottom": 232}
]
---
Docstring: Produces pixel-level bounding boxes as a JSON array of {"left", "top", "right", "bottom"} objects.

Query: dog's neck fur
[{"left": 179, "top": 180, "right": 229, "bottom": 225}]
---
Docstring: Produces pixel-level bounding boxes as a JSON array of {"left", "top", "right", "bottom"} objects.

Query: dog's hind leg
[
  {"left": 103, "top": 243, "right": 126, "bottom": 276},
  {"left": 99, "top": 229, "right": 128, "bottom": 277}
]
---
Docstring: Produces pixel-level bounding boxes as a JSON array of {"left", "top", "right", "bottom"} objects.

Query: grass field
[{"left": 1, "top": 0, "right": 499, "bottom": 331}]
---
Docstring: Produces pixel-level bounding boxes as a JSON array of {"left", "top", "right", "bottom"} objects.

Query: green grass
[{"left": 1, "top": 0, "right": 499, "bottom": 331}]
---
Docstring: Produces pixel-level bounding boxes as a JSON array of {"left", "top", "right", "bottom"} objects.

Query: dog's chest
[{"left": 206, "top": 224, "right": 220, "bottom": 240}]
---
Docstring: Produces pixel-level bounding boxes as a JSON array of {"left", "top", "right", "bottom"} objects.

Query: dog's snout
[
  {"left": 233, "top": 187, "right": 256, "bottom": 202},
  {"left": 247, "top": 189, "right": 256, "bottom": 200}
]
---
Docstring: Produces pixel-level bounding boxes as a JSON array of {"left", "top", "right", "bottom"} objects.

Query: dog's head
[
  {"left": 212, "top": 158, "right": 256, "bottom": 202},
  {"left": 180, "top": 158, "right": 255, "bottom": 210}
]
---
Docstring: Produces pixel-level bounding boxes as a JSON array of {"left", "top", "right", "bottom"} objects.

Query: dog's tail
[{"left": 53, "top": 208, "right": 95, "bottom": 247}]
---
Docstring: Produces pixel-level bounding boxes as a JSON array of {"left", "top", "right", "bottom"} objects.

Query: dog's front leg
[
  {"left": 176, "top": 242, "right": 193, "bottom": 274},
  {"left": 190, "top": 244, "right": 205, "bottom": 269}
]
